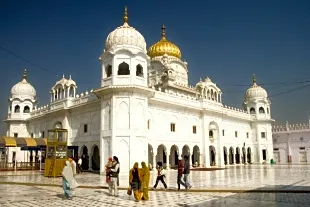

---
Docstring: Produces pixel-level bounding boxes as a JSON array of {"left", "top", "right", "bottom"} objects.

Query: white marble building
[
  {"left": 272, "top": 120, "right": 310, "bottom": 163},
  {"left": 3, "top": 7, "right": 274, "bottom": 173}
]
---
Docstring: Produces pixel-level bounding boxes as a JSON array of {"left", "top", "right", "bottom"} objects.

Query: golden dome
[{"left": 148, "top": 25, "right": 181, "bottom": 59}]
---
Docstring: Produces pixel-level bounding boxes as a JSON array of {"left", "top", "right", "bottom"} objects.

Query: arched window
[
  {"left": 259, "top": 107, "right": 265, "bottom": 114},
  {"left": 14, "top": 105, "right": 20, "bottom": 113},
  {"left": 23, "top": 105, "right": 30, "bottom": 113},
  {"left": 214, "top": 92, "right": 217, "bottom": 101},
  {"left": 250, "top": 107, "right": 255, "bottom": 114},
  {"left": 69, "top": 87, "right": 74, "bottom": 97},
  {"left": 211, "top": 89, "right": 214, "bottom": 100},
  {"left": 207, "top": 90, "right": 210, "bottom": 99},
  {"left": 209, "top": 130, "right": 214, "bottom": 138},
  {"left": 106, "top": 65, "right": 112, "bottom": 78},
  {"left": 267, "top": 107, "right": 269, "bottom": 114},
  {"left": 136, "top": 64, "right": 143, "bottom": 77},
  {"left": 118, "top": 62, "right": 130, "bottom": 75}
]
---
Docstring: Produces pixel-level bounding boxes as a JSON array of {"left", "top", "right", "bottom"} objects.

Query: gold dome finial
[
  {"left": 23, "top": 69, "right": 27, "bottom": 80},
  {"left": 123, "top": 6, "right": 128, "bottom": 24},
  {"left": 161, "top": 24, "right": 166, "bottom": 39},
  {"left": 252, "top": 74, "right": 256, "bottom": 85}
]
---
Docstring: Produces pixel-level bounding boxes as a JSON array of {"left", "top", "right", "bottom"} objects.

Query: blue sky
[{"left": 0, "top": 0, "right": 309, "bottom": 134}]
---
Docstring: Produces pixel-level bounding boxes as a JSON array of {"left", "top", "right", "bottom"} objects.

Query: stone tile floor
[{"left": 0, "top": 165, "right": 310, "bottom": 206}]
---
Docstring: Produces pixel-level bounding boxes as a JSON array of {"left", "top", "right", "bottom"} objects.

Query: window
[
  {"left": 209, "top": 130, "right": 214, "bottom": 138},
  {"left": 83, "top": 124, "right": 88, "bottom": 133},
  {"left": 273, "top": 148, "right": 279, "bottom": 151},
  {"left": 170, "top": 123, "right": 176, "bottom": 132},
  {"left": 106, "top": 65, "right": 112, "bottom": 78},
  {"left": 246, "top": 132, "right": 249, "bottom": 138},
  {"left": 136, "top": 64, "right": 143, "bottom": 77},
  {"left": 192, "top": 126, "right": 197, "bottom": 134},
  {"left": 222, "top": 130, "right": 225, "bottom": 136},
  {"left": 14, "top": 105, "right": 20, "bottom": 113},
  {"left": 147, "top": 120, "right": 150, "bottom": 130},
  {"left": 250, "top": 107, "right": 255, "bottom": 114},
  {"left": 23, "top": 105, "right": 30, "bottom": 113},
  {"left": 13, "top": 133, "right": 18, "bottom": 137},
  {"left": 118, "top": 62, "right": 130, "bottom": 75},
  {"left": 300, "top": 147, "right": 305, "bottom": 150},
  {"left": 261, "top": 132, "right": 266, "bottom": 138},
  {"left": 30, "top": 133, "right": 34, "bottom": 138},
  {"left": 41, "top": 131, "right": 45, "bottom": 138},
  {"left": 235, "top": 131, "right": 238, "bottom": 138},
  {"left": 259, "top": 107, "right": 265, "bottom": 114}
]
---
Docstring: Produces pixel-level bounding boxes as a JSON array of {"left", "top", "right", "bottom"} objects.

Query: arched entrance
[
  {"left": 181, "top": 145, "right": 190, "bottom": 159},
  {"left": 148, "top": 144, "right": 153, "bottom": 167},
  {"left": 223, "top": 147, "right": 228, "bottom": 165},
  {"left": 236, "top": 147, "right": 240, "bottom": 164},
  {"left": 242, "top": 147, "right": 246, "bottom": 164},
  {"left": 247, "top": 147, "right": 252, "bottom": 163},
  {"left": 192, "top": 145, "right": 200, "bottom": 167},
  {"left": 169, "top": 145, "right": 179, "bottom": 168},
  {"left": 91, "top": 145, "right": 100, "bottom": 171},
  {"left": 229, "top": 147, "right": 234, "bottom": 164},
  {"left": 209, "top": 145, "right": 216, "bottom": 166},
  {"left": 156, "top": 144, "right": 167, "bottom": 166},
  {"left": 81, "top": 145, "right": 89, "bottom": 170}
]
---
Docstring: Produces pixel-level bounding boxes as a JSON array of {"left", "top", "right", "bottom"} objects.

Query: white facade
[
  {"left": 272, "top": 120, "right": 310, "bottom": 163},
  {"left": 3, "top": 8, "right": 275, "bottom": 173}
]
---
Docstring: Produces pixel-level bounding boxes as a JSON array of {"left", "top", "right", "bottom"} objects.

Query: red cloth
[{"left": 178, "top": 160, "right": 183, "bottom": 175}]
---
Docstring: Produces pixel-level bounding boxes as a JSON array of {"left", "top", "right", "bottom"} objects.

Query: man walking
[
  {"left": 153, "top": 162, "right": 167, "bottom": 190},
  {"left": 77, "top": 157, "right": 83, "bottom": 174},
  {"left": 108, "top": 156, "right": 120, "bottom": 196},
  {"left": 183, "top": 155, "right": 192, "bottom": 190},
  {"left": 177, "top": 156, "right": 186, "bottom": 191}
]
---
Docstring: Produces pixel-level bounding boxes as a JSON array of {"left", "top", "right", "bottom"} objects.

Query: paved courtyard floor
[{"left": 0, "top": 164, "right": 310, "bottom": 206}]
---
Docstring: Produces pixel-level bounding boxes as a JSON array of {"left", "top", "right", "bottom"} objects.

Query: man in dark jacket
[
  {"left": 108, "top": 156, "right": 120, "bottom": 196},
  {"left": 177, "top": 156, "right": 186, "bottom": 191},
  {"left": 183, "top": 155, "right": 192, "bottom": 190}
]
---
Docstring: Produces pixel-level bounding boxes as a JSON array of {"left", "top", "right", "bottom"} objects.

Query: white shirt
[{"left": 78, "top": 158, "right": 82, "bottom": 165}]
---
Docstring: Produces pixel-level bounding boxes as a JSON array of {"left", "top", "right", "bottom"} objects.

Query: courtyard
[{"left": 0, "top": 164, "right": 310, "bottom": 206}]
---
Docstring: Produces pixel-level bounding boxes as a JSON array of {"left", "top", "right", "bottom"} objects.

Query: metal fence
[{"left": 0, "top": 162, "right": 45, "bottom": 171}]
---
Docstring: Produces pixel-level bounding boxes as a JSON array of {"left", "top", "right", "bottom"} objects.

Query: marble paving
[{"left": 1, "top": 164, "right": 310, "bottom": 191}]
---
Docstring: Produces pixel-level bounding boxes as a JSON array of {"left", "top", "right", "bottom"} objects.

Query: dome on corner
[
  {"left": 104, "top": 7, "right": 146, "bottom": 53},
  {"left": 10, "top": 69, "right": 36, "bottom": 100},
  {"left": 244, "top": 75, "right": 268, "bottom": 101}
]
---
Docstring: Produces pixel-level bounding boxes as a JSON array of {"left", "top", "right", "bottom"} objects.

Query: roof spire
[
  {"left": 252, "top": 74, "right": 256, "bottom": 85},
  {"left": 161, "top": 24, "right": 166, "bottom": 40},
  {"left": 69, "top": 74, "right": 72, "bottom": 79},
  {"left": 23, "top": 69, "right": 27, "bottom": 80},
  {"left": 62, "top": 74, "right": 65, "bottom": 78},
  {"left": 123, "top": 6, "right": 128, "bottom": 24}
]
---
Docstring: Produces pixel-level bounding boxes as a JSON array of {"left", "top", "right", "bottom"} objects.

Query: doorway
[{"left": 262, "top": 149, "right": 267, "bottom": 161}]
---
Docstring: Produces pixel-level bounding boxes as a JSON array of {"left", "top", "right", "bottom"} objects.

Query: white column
[
  {"left": 74, "top": 88, "right": 76, "bottom": 98},
  {"left": 166, "top": 153, "right": 170, "bottom": 169}
]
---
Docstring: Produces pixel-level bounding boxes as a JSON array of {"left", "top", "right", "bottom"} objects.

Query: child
[{"left": 105, "top": 157, "right": 113, "bottom": 183}]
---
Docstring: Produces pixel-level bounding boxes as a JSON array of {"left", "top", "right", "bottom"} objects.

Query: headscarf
[
  {"left": 133, "top": 162, "right": 139, "bottom": 169},
  {"left": 108, "top": 157, "right": 113, "bottom": 161},
  {"left": 113, "top": 156, "right": 119, "bottom": 163},
  {"left": 140, "top": 161, "right": 150, "bottom": 184},
  {"left": 141, "top": 162, "right": 147, "bottom": 169}
]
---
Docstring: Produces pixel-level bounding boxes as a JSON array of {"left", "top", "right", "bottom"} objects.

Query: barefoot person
[
  {"left": 62, "top": 161, "right": 79, "bottom": 199},
  {"left": 129, "top": 162, "right": 143, "bottom": 201},
  {"left": 140, "top": 161, "right": 150, "bottom": 200},
  {"left": 153, "top": 162, "right": 167, "bottom": 190}
]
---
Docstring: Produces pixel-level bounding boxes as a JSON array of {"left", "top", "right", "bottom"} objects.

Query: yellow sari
[
  {"left": 129, "top": 162, "right": 143, "bottom": 201},
  {"left": 140, "top": 162, "right": 150, "bottom": 200}
]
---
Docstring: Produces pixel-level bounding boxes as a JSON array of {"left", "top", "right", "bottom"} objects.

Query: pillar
[
  {"left": 152, "top": 155, "right": 156, "bottom": 169},
  {"left": 166, "top": 153, "right": 170, "bottom": 169}
]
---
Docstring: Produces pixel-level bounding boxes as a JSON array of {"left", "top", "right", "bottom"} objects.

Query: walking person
[
  {"left": 77, "top": 157, "right": 83, "bottom": 174},
  {"left": 108, "top": 156, "right": 120, "bottom": 196},
  {"left": 183, "top": 155, "right": 192, "bottom": 190},
  {"left": 152, "top": 162, "right": 167, "bottom": 190},
  {"left": 177, "top": 157, "right": 186, "bottom": 191},
  {"left": 69, "top": 158, "right": 77, "bottom": 177},
  {"left": 129, "top": 162, "right": 143, "bottom": 201},
  {"left": 140, "top": 161, "right": 150, "bottom": 200},
  {"left": 62, "top": 161, "right": 79, "bottom": 199}
]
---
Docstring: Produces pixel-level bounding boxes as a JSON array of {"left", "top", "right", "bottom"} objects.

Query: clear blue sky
[{"left": 0, "top": 0, "right": 309, "bottom": 135}]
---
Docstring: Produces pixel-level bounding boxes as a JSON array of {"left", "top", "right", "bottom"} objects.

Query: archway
[
  {"left": 91, "top": 145, "right": 100, "bottom": 171},
  {"left": 81, "top": 146, "right": 89, "bottom": 170},
  {"left": 181, "top": 145, "right": 190, "bottom": 159},
  {"left": 247, "top": 147, "right": 252, "bottom": 163},
  {"left": 229, "top": 147, "right": 234, "bottom": 164},
  {"left": 156, "top": 144, "right": 167, "bottom": 166},
  {"left": 192, "top": 145, "right": 200, "bottom": 167},
  {"left": 209, "top": 145, "right": 216, "bottom": 166},
  {"left": 148, "top": 144, "right": 154, "bottom": 167},
  {"left": 169, "top": 145, "right": 179, "bottom": 169},
  {"left": 223, "top": 147, "right": 228, "bottom": 165},
  {"left": 236, "top": 147, "right": 240, "bottom": 164},
  {"left": 242, "top": 147, "right": 246, "bottom": 164},
  {"left": 209, "top": 121, "right": 218, "bottom": 139}
]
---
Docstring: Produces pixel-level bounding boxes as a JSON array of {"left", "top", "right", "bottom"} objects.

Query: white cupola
[
  {"left": 50, "top": 74, "right": 77, "bottom": 102},
  {"left": 99, "top": 6, "right": 149, "bottom": 88}
]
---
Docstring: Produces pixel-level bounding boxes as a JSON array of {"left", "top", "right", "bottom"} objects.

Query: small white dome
[
  {"left": 244, "top": 75, "right": 268, "bottom": 101},
  {"left": 66, "top": 75, "right": 76, "bottom": 87},
  {"left": 10, "top": 69, "right": 36, "bottom": 100},
  {"left": 104, "top": 7, "right": 146, "bottom": 52}
]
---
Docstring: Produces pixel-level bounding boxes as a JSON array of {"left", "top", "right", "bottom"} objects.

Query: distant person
[
  {"left": 177, "top": 157, "right": 186, "bottom": 191},
  {"left": 129, "top": 162, "right": 142, "bottom": 201},
  {"left": 105, "top": 157, "right": 113, "bottom": 183},
  {"left": 77, "top": 157, "right": 83, "bottom": 173},
  {"left": 68, "top": 158, "right": 77, "bottom": 177},
  {"left": 153, "top": 162, "right": 167, "bottom": 190},
  {"left": 140, "top": 161, "right": 150, "bottom": 200},
  {"left": 183, "top": 155, "right": 192, "bottom": 190},
  {"left": 62, "top": 161, "right": 79, "bottom": 199},
  {"left": 108, "top": 156, "right": 120, "bottom": 196}
]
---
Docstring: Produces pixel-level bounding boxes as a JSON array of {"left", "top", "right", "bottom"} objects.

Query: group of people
[{"left": 61, "top": 154, "right": 192, "bottom": 201}]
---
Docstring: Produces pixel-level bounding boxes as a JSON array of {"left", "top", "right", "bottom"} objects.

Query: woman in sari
[
  {"left": 129, "top": 162, "right": 142, "bottom": 201},
  {"left": 62, "top": 160, "right": 79, "bottom": 199},
  {"left": 140, "top": 162, "right": 150, "bottom": 201}
]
